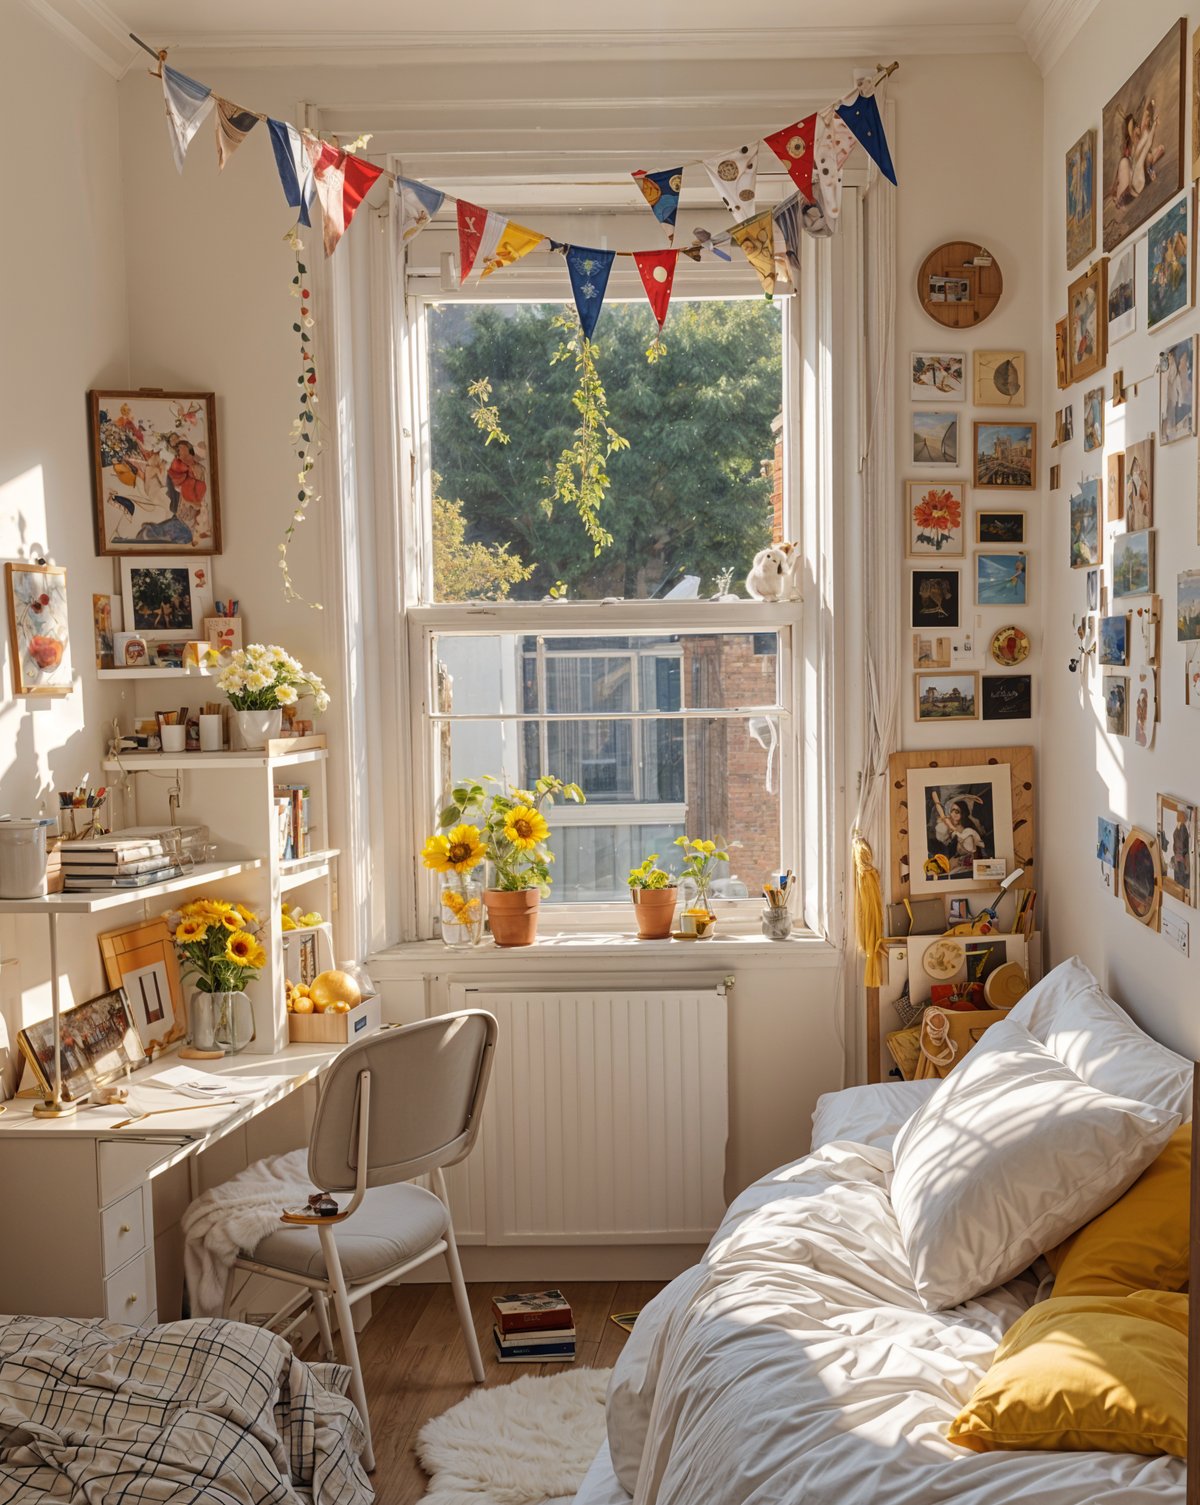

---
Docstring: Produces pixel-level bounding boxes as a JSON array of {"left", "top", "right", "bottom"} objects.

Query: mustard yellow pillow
[
  {"left": 1046, "top": 1122, "right": 1189, "bottom": 1296},
  {"left": 948, "top": 1291, "right": 1187, "bottom": 1458}
]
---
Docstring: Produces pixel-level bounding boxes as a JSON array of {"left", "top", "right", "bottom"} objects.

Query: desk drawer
[
  {"left": 105, "top": 1251, "right": 152, "bottom": 1326},
  {"left": 102, "top": 1188, "right": 146, "bottom": 1274}
]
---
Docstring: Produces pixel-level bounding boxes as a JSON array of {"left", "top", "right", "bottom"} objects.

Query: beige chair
[{"left": 224, "top": 1010, "right": 497, "bottom": 1472}]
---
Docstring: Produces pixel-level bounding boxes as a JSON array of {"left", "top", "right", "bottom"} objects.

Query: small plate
[
  {"left": 922, "top": 937, "right": 966, "bottom": 980},
  {"left": 990, "top": 625, "right": 1031, "bottom": 666}
]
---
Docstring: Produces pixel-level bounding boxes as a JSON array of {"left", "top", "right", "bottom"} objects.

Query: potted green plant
[
  {"left": 626, "top": 855, "right": 678, "bottom": 940},
  {"left": 673, "top": 835, "right": 729, "bottom": 938},
  {"left": 434, "top": 775, "right": 585, "bottom": 946}
]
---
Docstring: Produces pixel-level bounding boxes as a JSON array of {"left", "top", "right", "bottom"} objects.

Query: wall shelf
[
  {"left": 279, "top": 848, "right": 339, "bottom": 892},
  {"left": 0, "top": 860, "right": 264, "bottom": 916},
  {"left": 103, "top": 748, "right": 328, "bottom": 772},
  {"left": 96, "top": 666, "right": 214, "bottom": 681}
]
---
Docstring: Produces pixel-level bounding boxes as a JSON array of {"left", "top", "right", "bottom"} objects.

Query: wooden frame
[
  {"left": 99, "top": 917, "right": 188, "bottom": 1057},
  {"left": 916, "top": 241, "right": 1003, "bottom": 329},
  {"left": 973, "top": 422, "right": 1036, "bottom": 490},
  {"left": 976, "top": 510, "right": 1025, "bottom": 545},
  {"left": 1065, "top": 128, "right": 1096, "bottom": 270},
  {"left": 973, "top": 349, "right": 1026, "bottom": 408},
  {"left": 1118, "top": 826, "right": 1162, "bottom": 930},
  {"left": 4, "top": 562, "right": 72, "bottom": 697},
  {"left": 910, "top": 568, "right": 961, "bottom": 629},
  {"left": 914, "top": 671, "right": 979, "bottom": 724},
  {"left": 905, "top": 481, "right": 965, "bottom": 558},
  {"left": 1066, "top": 258, "right": 1108, "bottom": 384},
  {"left": 1147, "top": 191, "right": 1194, "bottom": 333},
  {"left": 1102, "top": 19, "right": 1186, "bottom": 253},
  {"left": 119, "top": 556, "right": 214, "bottom": 642},
  {"left": 906, "top": 760, "right": 1014, "bottom": 895},
  {"left": 17, "top": 988, "right": 146, "bottom": 1102}
]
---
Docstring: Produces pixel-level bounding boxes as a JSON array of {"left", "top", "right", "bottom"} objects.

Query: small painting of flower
[
  {"left": 906, "top": 482, "right": 965, "bottom": 557},
  {"left": 6, "top": 563, "right": 72, "bottom": 696}
]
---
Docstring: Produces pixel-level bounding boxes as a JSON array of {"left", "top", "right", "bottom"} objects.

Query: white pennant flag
[
  {"left": 702, "top": 143, "right": 759, "bottom": 223},
  {"left": 468, "top": 210, "right": 508, "bottom": 283},
  {"left": 162, "top": 66, "right": 214, "bottom": 173},
  {"left": 811, "top": 111, "right": 847, "bottom": 225}
]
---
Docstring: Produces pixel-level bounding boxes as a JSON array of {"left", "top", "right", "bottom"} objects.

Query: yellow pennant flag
[
  {"left": 481, "top": 221, "right": 545, "bottom": 277},
  {"left": 729, "top": 210, "right": 776, "bottom": 299}
]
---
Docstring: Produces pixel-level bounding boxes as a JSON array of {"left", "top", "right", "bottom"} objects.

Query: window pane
[{"left": 426, "top": 300, "right": 784, "bottom": 602}]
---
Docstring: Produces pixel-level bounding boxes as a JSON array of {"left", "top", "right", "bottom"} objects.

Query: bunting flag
[
  {"left": 162, "top": 66, "right": 214, "bottom": 173},
  {"left": 396, "top": 176, "right": 445, "bottom": 242},
  {"left": 837, "top": 91, "right": 897, "bottom": 184},
  {"left": 566, "top": 247, "right": 615, "bottom": 339},
  {"left": 633, "top": 249, "right": 678, "bottom": 329},
  {"left": 811, "top": 111, "right": 847, "bottom": 226},
  {"left": 632, "top": 168, "right": 683, "bottom": 242},
  {"left": 763, "top": 116, "right": 817, "bottom": 199},
  {"left": 268, "top": 118, "right": 316, "bottom": 227},
  {"left": 481, "top": 221, "right": 544, "bottom": 277},
  {"left": 702, "top": 144, "right": 759, "bottom": 223},
  {"left": 730, "top": 210, "right": 776, "bottom": 299},
  {"left": 693, "top": 227, "right": 733, "bottom": 262},
  {"left": 466, "top": 210, "right": 508, "bottom": 282},
  {"left": 773, "top": 198, "right": 802, "bottom": 279},
  {"left": 214, "top": 100, "right": 258, "bottom": 170},
  {"left": 307, "top": 141, "right": 384, "bottom": 256}
]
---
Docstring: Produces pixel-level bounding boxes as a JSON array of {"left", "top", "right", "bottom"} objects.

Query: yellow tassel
[{"left": 852, "top": 834, "right": 886, "bottom": 988}]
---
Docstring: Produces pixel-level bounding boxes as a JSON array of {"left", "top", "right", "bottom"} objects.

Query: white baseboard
[{"left": 393, "top": 1244, "right": 704, "bottom": 1285}]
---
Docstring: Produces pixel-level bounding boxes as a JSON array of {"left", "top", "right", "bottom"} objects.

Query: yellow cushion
[
  {"left": 947, "top": 1291, "right": 1187, "bottom": 1459},
  {"left": 1046, "top": 1122, "right": 1189, "bottom": 1296}
]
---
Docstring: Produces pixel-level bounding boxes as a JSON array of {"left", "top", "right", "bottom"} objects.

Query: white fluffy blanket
[{"left": 183, "top": 1147, "right": 315, "bottom": 1317}]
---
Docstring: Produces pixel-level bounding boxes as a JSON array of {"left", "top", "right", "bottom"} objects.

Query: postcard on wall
[
  {"left": 1106, "top": 451, "right": 1125, "bottom": 520},
  {"left": 1102, "top": 20, "right": 1186, "bottom": 253},
  {"left": 1068, "top": 478, "right": 1101, "bottom": 570},
  {"left": 906, "top": 763, "right": 1016, "bottom": 897},
  {"left": 911, "top": 352, "right": 965, "bottom": 402},
  {"left": 1187, "top": 642, "right": 1200, "bottom": 705},
  {"left": 1113, "top": 530, "right": 1155, "bottom": 598},
  {"left": 1108, "top": 241, "right": 1137, "bottom": 342},
  {"left": 1146, "top": 193, "right": 1192, "bottom": 332},
  {"left": 973, "top": 350, "right": 1026, "bottom": 408},
  {"left": 911, "top": 569, "right": 961, "bottom": 628},
  {"left": 1098, "top": 613, "right": 1129, "bottom": 666},
  {"left": 906, "top": 481, "right": 965, "bottom": 557},
  {"left": 912, "top": 411, "right": 959, "bottom": 465},
  {"left": 1124, "top": 437, "right": 1154, "bottom": 529},
  {"left": 1157, "top": 793, "right": 1197, "bottom": 908},
  {"left": 1178, "top": 570, "right": 1200, "bottom": 639},
  {"left": 1083, "top": 386, "right": 1105, "bottom": 452},
  {"left": 1103, "top": 672, "right": 1129, "bottom": 735},
  {"left": 1097, "top": 817, "right": 1119, "bottom": 886},
  {"left": 914, "top": 672, "right": 979, "bottom": 724},
  {"left": 975, "top": 551, "right": 1028, "bottom": 607},
  {"left": 1160, "top": 334, "right": 1196, "bottom": 443},
  {"left": 1066, "top": 128, "right": 1096, "bottom": 270},
  {"left": 913, "top": 633, "right": 952, "bottom": 669},
  {"left": 119, "top": 558, "right": 214, "bottom": 642}
]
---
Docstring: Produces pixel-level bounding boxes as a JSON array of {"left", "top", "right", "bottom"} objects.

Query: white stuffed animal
[{"left": 745, "top": 542, "right": 803, "bottom": 601}]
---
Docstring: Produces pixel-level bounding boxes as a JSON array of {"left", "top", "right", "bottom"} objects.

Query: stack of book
[
  {"left": 491, "top": 1289, "right": 575, "bottom": 1363},
  {"left": 273, "top": 783, "right": 310, "bottom": 860},
  {"left": 58, "top": 834, "right": 181, "bottom": 891}
]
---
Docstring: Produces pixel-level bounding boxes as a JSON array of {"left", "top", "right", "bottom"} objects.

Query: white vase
[{"left": 236, "top": 708, "right": 283, "bottom": 750}]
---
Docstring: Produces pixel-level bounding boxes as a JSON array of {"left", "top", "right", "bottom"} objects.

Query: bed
[
  {"left": 0, "top": 1313, "right": 372, "bottom": 1504},
  {"left": 579, "top": 957, "right": 1193, "bottom": 1505}
]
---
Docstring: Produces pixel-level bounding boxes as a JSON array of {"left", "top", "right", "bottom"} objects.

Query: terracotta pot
[
  {"left": 483, "top": 887, "right": 541, "bottom": 947},
  {"left": 630, "top": 886, "right": 677, "bottom": 939}
]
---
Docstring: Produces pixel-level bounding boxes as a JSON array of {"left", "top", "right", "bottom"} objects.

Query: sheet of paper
[{"left": 146, "top": 1066, "right": 280, "bottom": 1100}]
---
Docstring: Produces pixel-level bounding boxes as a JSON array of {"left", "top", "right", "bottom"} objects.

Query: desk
[{"left": 0, "top": 1043, "right": 345, "bottom": 1321}]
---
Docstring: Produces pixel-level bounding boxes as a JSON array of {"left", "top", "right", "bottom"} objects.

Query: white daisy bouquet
[{"left": 217, "top": 643, "right": 330, "bottom": 713}]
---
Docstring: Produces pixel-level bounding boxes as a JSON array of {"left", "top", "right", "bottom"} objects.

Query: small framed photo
[
  {"left": 1178, "top": 570, "right": 1200, "bottom": 639},
  {"left": 906, "top": 481, "right": 965, "bottom": 557},
  {"left": 1157, "top": 793, "right": 1197, "bottom": 907},
  {"left": 915, "top": 672, "right": 979, "bottom": 723},
  {"left": 1066, "top": 129, "right": 1096, "bottom": 269},
  {"left": 976, "top": 510, "right": 1025, "bottom": 545},
  {"left": 1106, "top": 451, "right": 1125, "bottom": 520},
  {"left": 973, "top": 350, "right": 1026, "bottom": 407},
  {"left": 1068, "top": 478, "right": 1101, "bottom": 569},
  {"left": 1104, "top": 672, "right": 1129, "bottom": 736},
  {"left": 911, "top": 569, "right": 961, "bottom": 628},
  {"left": 205, "top": 616, "right": 243, "bottom": 655},
  {"left": 120, "top": 558, "right": 214, "bottom": 642},
  {"left": 99, "top": 918, "right": 188, "bottom": 1057},
  {"left": 1083, "top": 386, "right": 1105, "bottom": 451},
  {"left": 5, "top": 563, "right": 72, "bottom": 697},
  {"left": 1055, "top": 315, "right": 1071, "bottom": 389},
  {"left": 975, "top": 552, "right": 1028, "bottom": 607},
  {"left": 911, "top": 352, "right": 965, "bottom": 402},
  {"left": 1159, "top": 334, "right": 1196, "bottom": 444},
  {"left": 1050, "top": 464, "right": 1062, "bottom": 491},
  {"left": 913, "top": 634, "right": 952, "bottom": 668},
  {"left": 973, "top": 422, "right": 1035, "bottom": 490},
  {"left": 1124, "top": 437, "right": 1154, "bottom": 529},
  {"left": 1147, "top": 193, "right": 1192, "bottom": 333},
  {"left": 1108, "top": 241, "right": 1137, "bottom": 342},
  {"left": 912, "top": 411, "right": 959, "bottom": 465},
  {"left": 1113, "top": 530, "right": 1155, "bottom": 598},
  {"left": 1098, "top": 614, "right": 1129, "bottom": 665},
  {"left": 1067, "top": 257, "right": 1107, "bottom": 383},
  {"left": 981, "top": 673, "right": 1032, "bottom": 720},
  {"left": 17, "top": 989, "right": 146, "bottom": 1103}
]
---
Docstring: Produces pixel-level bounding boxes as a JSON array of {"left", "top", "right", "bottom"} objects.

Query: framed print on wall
[
  {"left": 1159, "top": 333, "right": 1196, "bottom": 443},
  {"left": 88, "top": 390, "right": 220, "bottom": 557},
  {"left": 1066, "top": 128, "right": 1096, "bottom": 270},
  {"left": 1098, "top": 613, "right": 1129, "bottom": 666},
  {"left": 1177, "top": 569, "right": 1200, "bottom": 639},
  {"left": 914, "top": 672, "right": 979, "bottom": 724},
  {"left": 1067, "top": 258, "right": 1107, "bottom": 382},
  {"left": 1119, "top": 826, "right": 1162, "bottom": 931},
  {"left": 1124, "top": 436, "right": 1154, "bottom": 528},
  {"left": 1157, "top": 793, "right": 1197, "bottom": 907},
  {"left": 982, "top": 673, "right": 1032, "bottom": 721},
  {"left": 119, "top": 558, "right": 213, "bottom": 641},
  {"left": 1104, "top": 672, "right": 1129, "bottom": 735},
  {"left": 5, "top": 562, "right": 72, "bottom": 697},
  {"left": 912, "top": 410, "right": 959, "bottom": 465},
  {"left": 98, "top": 917, "right": 188, "bottom": 1057},
  {"left": 1113, "top": 529, "right": 1155, "bottom": 598},
  {"left": 973, "top": 422, "right": 1035, "bottom": 490},
  {"left": 906, "top": 481, "right": 965, "bottom": 557},
  {"left": 1108, "top": 241, "right": 1137, "bottom": 342},
  {"left": 911, "top": 352, "right": 965, "bottom": 402},
  {"left": 976, "top": 510, "right": 1025, "bottom": 545},
  {"left": 975, "top": 551, "right": 1028, "bottom": 606},
  {"left": 911, "top": 569, "right": 960, "bottom": 628},
  {"left": 1102, "top": 19, "right": 1186, "bottom": 253},
  {"left": 974, "top": 350, "right": 1026, "bottom": 408},
  {"left": 906, "top": 762, "right": 1015, "bottom": 896},
  {"left": 1146, "top": 193, "right": 1192, "bottom": 332},
  {"left": 1068, "top": 478, "right": 1101, "bottom": 569},
  {"left": 1083, "top": 386, "right": 1104, "bottom": 451}
]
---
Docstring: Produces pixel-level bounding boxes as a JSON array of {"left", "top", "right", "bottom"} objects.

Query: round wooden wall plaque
[{"left": 917, "top": 241, "right": 1003, "bottom": 328}]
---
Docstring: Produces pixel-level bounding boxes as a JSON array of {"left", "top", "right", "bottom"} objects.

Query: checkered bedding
[{"left": 0, "top": 1314, "right": 372, "bottom": 1504}]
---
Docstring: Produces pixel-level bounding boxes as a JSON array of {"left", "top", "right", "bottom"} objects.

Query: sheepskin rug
[{"left": 416, "top": 1366, "right": 610, "bottom": 1505}]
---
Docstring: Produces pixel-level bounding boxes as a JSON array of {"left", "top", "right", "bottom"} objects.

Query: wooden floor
[{"left": 336, "top": 1280, "right": 663, "bottom": 1505}]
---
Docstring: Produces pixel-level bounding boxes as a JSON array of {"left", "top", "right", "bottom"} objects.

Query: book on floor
[
  {"left": 492, "top": 1288, "right": 573, "bottom": 1334},
  {"left": 492, "top": 1326, "right": 576, "bottom": 1346},
  {"left": 492, "top": 1329, "right": 576, "bottom": 1363}
]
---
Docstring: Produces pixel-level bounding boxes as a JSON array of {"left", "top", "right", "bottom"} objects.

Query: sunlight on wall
[{"left": 0, "top": 464, "right": 48, "bottom": 556}]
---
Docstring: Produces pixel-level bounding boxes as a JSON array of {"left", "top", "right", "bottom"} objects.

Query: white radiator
[{"left": 445, "top": 984, "right": 729, "bottom": 1246}]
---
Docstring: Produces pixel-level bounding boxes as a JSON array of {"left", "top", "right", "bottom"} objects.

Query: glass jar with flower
[
  {"left": 431, "top": 775, "right": 586, "bottom": 947},
  {"left": 673, "top": 835, "right": 729, "bottom": 938},
  {"left": 421, "top": 823, "right": 487, "bottom": 949},
  {"left": 216, "top": 643, "right": 331, "bottom": 750},
  {"left": 168, "top": 898, "right": 266, "bottom": 1054}
]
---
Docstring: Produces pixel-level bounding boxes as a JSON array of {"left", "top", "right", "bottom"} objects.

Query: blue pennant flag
[
  {"left": 836, "top": 93, "right": 897, "bottom": 185},
  {"left": 632, "top": 167, "right": 683, "bottom": 241},
  {"left": 566, "top": 246, "right": 616, "bottom": 341},
  {"left": 395, "top": 176, "right": 445, "bottom": 242},
  {"left": 267, "top": 118, "right": 315, "bottom": 227}
]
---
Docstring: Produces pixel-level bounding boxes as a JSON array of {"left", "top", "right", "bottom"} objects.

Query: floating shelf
[
  {"left": 0, "top": 859, "right": 264, "bottom": 915},
  {"left": 96, "top": 666, "right": 214, "bottom": 680},
  {"left": 279, "top": 849, "right": 339, "bottom": 892},
  {"left": 104, "top": 747, "right": 328, "bottom": 772}
]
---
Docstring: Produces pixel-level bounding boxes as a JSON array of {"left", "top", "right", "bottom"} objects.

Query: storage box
[
  {"left": 281, "top": 922, "right": 334, "bottom": 986},
  {"left": 288, "top": 992, "right": 381, "bottom": 1044}
]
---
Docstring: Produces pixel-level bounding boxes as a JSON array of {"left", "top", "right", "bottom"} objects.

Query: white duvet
[{"left": 606, "top": 1127, "right": 1183, "bottom": 1504}]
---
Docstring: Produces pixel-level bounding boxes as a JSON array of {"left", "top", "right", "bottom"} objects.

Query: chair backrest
[{"left": 308, "top": 1010, "right": 497, "bottom": 1193}]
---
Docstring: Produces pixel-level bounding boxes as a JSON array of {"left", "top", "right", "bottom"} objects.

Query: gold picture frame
[
  {"left": 1067, "top": 258, "right": 1108, "bottom": 384},
  {"left": 99, "top": 917, "right": 188, "bottom": 1057},
  {"left": 17, "top": 988, "right": 146, "bottom": 1103},
  {"left": 5, "top": 562, "right": 72, "bottom": 697},
  {"left": 914, "top": 671, "right": 980, "bottom": 724},
  {"left": 1119, "top": 826, "right": 1162, "bottom": 931}
]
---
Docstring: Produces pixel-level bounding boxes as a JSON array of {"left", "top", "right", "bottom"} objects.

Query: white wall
[
  {"left": 1041, "top": 1, "right": 1200, "bottom": 1060},
  {"left": 0, "top": 4, "right": 130, "bottom": 1095}
]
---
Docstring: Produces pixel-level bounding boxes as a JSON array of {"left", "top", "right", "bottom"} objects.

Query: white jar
[{"left": 0, "top": 818, "right": 53, "bottom": 898}]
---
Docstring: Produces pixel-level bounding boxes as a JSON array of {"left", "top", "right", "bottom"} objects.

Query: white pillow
[
  {"left": 890, "top": 1017, "right": 1180, "bottom": 1311},
  {"left": 1008, "top": 955, "right": 1192, "bottom": 1119}
]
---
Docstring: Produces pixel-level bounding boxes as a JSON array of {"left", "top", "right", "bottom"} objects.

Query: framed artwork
[
  {"left": 906, "top": 763, "right": 1015, "bottom": 896},
  {"left": 911, "top": 352, "right": 965, "bottom": 402},
  {"left": 1086, "top": 570, "right": 1100, "bottom": 611},
  {"left": 1099, "top": 614, "right": 1129, "bottom": 665},
  {"left": 1188, "top": 642, "right": 1200, "bottom": 705},
  {"left": 1178, "top": 569, "right": 1200, "bottom": 639},
  {"left": 1108, "top": 241, "right": 1137, "bottom": 342},
  {"left": 1159, "top": 333, "right": 1196, "bottom": 443},
  {"left": 1098, "top": 816, "right": 1119, "bottom": 883},
  {"left": 912, "top": 411, "right": 959, "bottom": 465},
  {"left": 1113, "top": 529, "right": 1155, "bottom": 598},
  {"left": 976, "top": 510, "right": 1025, "bottom": 545},
  {"left": 205, "top": 616, "right": 243, "bottom": 655},
  {"left": 1102, "top": 20, "right": 1186, "bottom": 252},
  {"left": 1194, "top": 27, "right": 1200, "bottom": 181},
  {"left": 1083, "top": 386, "right": 1104, "bottom": 451},
  {"left": 1157, "top": 794, "right": 1197, "bottom": 907},
  {"left": 1055, "top": 316, "right": 1071, "bottom": 389},
  {"left": 1124, "top": 436, "right": 1154, "bottom": 529},
  {"left": 974, "top": 350, "right": 1026, "bottom": 408},
  {"left": 906, "top": 481, "right": 965, "bottom": 557},
  {"left": 87, "top": 390, "right": 220, "bottom": 557},
  {"left": 1067, "top": 259, "right": 1107, "bottom": 381},
  {"left": 981, "top": 674, "right": 1031, "bottom": 721},
  {"left": 1050, "top": 463, "right": 1062, "bottom": 491},
  {"left": 1106, "top": 451, "right": 1125, "bottom": 520},
  {"left": 911, "top": 569, "right": 960, "bottom": 628},
  {"left": 1146, "top": 193, "right": 1192, "bottom": 331},
  {"left": 5, "top": 563, "right": 72, "bottom": 697},
  {"left": 92, "top": 593, "right": 114, "bottom": 670},
  {"left": 913, "top": 634, "right": 952, "bottom": 669},
  {"left": 1068, "top": 479, "right": 1101, "bottom": 569},
  {"left": 973, "top": 422, "right": 1035, "bottom": 490},
  {"left": 1066, "top": 129, "right": 1096, "bottom": 269},
  {"left": 914, "top": 672, "right": 978, "bottom": 724},
  {"left": 17, "top": 989, "right": 146, "bottom": 1104},
  {"left": 1104, "top": 672, "right": 1129, "bottom": 735},
  {"left": 1061, "top": 406, "right": 1074, "bottom": 441},
  {"left": 975, "top": 551, "right": 1028, "bottom": 607},
  {"left": 98, "top": 917, "right": 188, "bottom": 1057},
  {"left": 1118, "top": 826, "right": 1163, "bottom": 931},
  {"left": 119, "top": 558, "right": 213, "bottom": 641}
]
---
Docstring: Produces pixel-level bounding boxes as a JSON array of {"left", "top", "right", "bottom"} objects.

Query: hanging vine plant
[{"left": 278, "top": 227, "right": 324, "bottom": 611}]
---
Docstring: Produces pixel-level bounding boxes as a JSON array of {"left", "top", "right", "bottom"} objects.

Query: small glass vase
[
  {"left": 193, "top": 990, "right": 255, "bottom": 1055},
  {"left": 679, "top": 879, "right": 717, "bottom": 938},
  {"left": 761, "top": 906, "right": 793, "bottom": 941},
  {"left": 440, "top": 876, "right": 485, "bottom": 949}
]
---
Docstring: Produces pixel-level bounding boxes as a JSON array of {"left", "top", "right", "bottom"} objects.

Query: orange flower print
[{"left": 912, "top": 487, "right": 962, "bottom": 552}]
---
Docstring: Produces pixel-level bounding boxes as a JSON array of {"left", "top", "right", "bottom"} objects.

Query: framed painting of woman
[{"left": 88, "top": 390, "right": 221, "bottom": 557}]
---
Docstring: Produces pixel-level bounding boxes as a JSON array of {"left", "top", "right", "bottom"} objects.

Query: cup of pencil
[{"left": 761, "top": 873, "right": 794, "bottom": 940}]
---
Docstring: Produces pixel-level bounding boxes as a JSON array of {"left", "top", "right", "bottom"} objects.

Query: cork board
[{"left": 888, "top": 745, "right": 1035, "bottom": 900}]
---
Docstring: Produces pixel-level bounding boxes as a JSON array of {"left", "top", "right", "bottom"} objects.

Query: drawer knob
[
  {"left": 126, "top": 1293, "right": 138, "bottom": 1306},
  {"left": 119, "top": 1224, "right": 131, "bottom": 1234}
]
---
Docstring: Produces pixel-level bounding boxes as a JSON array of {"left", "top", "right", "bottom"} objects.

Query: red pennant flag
[
  {"left": 457, "top": 199, "right": 489, "bottom": 284},
  {"left": 633, "top": 249, "right": 678, "bottom": 329},
  {"left": 763, "top": 115, "right": 817, "bottom": 199},
  {"left": 307, "top": 141, "right": 384, "bottom": 255}
]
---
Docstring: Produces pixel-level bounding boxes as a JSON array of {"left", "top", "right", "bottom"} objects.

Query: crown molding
[
  {"left": 1016, "top": 0, "right": 1100, "bottom": 75},
  {"left": 17, "top": 0, "right": 139, "bottom": 78}
]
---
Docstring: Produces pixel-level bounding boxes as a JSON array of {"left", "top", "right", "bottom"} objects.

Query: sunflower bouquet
[
  {"left": 167, "top": 898, "right": 267, "bottom": 993},
  {"left": 427, "top": 775, "right": 585, "bottom": 895}
]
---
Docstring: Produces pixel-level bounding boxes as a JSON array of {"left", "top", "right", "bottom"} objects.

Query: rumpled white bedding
[
  {"left": 810, "top": 1077, "right": 938, "bottom": 1151},
  {"left": 606, "top": 1137, "right": 1184, "bottom": 1504}
]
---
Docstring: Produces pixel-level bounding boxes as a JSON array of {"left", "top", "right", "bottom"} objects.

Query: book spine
[
  {"left": 492, "top": 1327, "right": 576, "bottom": 1347},
  {"left": 493, "top": 1338, "right": 577, "bottom": 1360},
  {"left": 59, "top": 847, "right": 163, "bottom": 865},
  {"left": 494, "top": 1351, "right": 577, "bottom": 1363},
  {"left": 492, "top": 1309, "right": 575, "bottom": 1334}
]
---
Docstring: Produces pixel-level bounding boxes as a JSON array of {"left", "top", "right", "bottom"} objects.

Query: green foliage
[
  {"left": 627, "top": 854, "right": 675, "bottom": 890},
  {"left": 673, "top": 835, "right": 729, "bottom": 902},
  {"left": 438, "top": 774, "right": 586, "bottom": 893},
  {"left": 542, "top": 314, "right": 627, "bottom": 554},
  {"left": 431, "top": 478, "right": 532, "bottom": 601},
  {"left": 467, "top": 377, "right": 510, "bottom": 446}
]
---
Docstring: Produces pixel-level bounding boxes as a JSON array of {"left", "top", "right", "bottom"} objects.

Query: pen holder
[{"left": 761, "top": 906, "right": 793, "bottom": 941}]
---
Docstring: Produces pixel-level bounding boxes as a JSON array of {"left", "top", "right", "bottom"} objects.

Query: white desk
[{"left": 0, "top": 1043, "right": 345, "bottom": 1322}]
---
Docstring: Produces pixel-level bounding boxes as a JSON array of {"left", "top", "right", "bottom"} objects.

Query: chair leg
[
  {"left": 433, "top": 1167, "right": 485, "bottom": 1384},
  {"left": 318, "top": 1226, "right": 375, "bottom": 1474},
  {"left": 221, "top": 1264, "right": 240, "bottom": 1320},
  {"left": 312, "top": 1290, "right": 336, "bottom": 1363}
]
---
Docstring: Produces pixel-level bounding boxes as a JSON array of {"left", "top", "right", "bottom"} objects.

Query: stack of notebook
[
  {"left": 58, "top": 834, "right": 181, "bottom": 891},
  {"left": 491, "top": 1289, "right": 576, "bottom": 1363}
]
